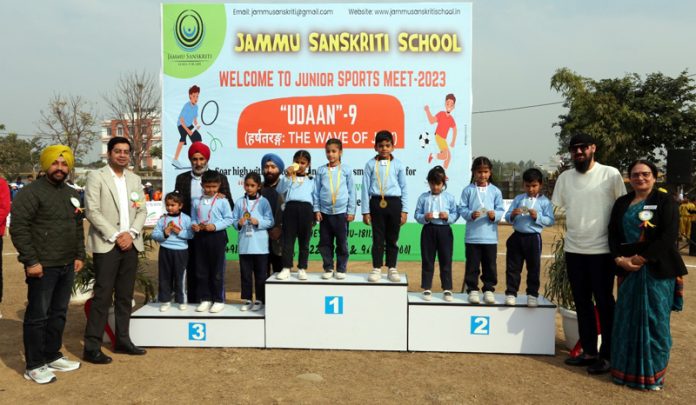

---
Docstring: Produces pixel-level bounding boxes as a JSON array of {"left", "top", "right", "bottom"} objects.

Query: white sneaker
[
  {"left": 468, "top": 290, "right": 480, "bottom": 304},
  {"left": 209, "top": 302, "right": 225, "bottom": 313},
  {"left": 252, "top": 300, "right": 264, "bottom": 311},
  {"left": 297, "top": 269, "right": 308, "bottom": 280},
  {"left": 276, "top": 268, "right": 291, "bottom": 280},
  {"left": 443, "top": 290, "right": 454, "bottom": 302},
  {"left": 196, "top": 301, "right": 211, "bottom": 312},
  {"left": 321, "top": 271, "right": 333, "bottom": 280},
  {"left": 159, "top": 302, "right": 171, "bottom": 312},
  {"left": 178, "top": 303, "right": 188, "bottom": 311},
  {"left": 527, "top": 296, "right": 539, "bottom": 307},
  {"left": 240, "top": 300, "right": 253, "bottom": 311},
  {"left": 505, "top": 295, "right": 516, "bottom": 306},
  {"left": 367, "top": 268, "right": 381, "bottom": 282},
  {"left": 47, "top": 357, "right": 81, "bottom": 372},
  {"left": 387, "top": 268, "right": 401, "bottom": 282},
  {"left": 422, "top": 290, "right": 432, "bottom": 301},
  {"left": 483, "top": 291, "right": 496, "bottom": 304},
  {"left": 24, "top": 365, "right": 57, "bottom": 384},
  {"left": 335, "top": 272, "right": 346, "bottom": 280}
]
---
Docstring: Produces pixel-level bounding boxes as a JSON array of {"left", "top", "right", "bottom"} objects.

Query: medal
[
  {"left": 379, "top": 199, "right": 388, "bottom": 208},
  {"left": 328, "top": 164, "right": 341, "bottom": 214},
  {"left": 243, "top": 212, "right": 251, "bottom": 219},
  {"left": 375, "top": 158, "right": 390, "bottom": 207}
]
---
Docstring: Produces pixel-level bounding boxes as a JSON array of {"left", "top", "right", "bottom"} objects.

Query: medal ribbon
[
  {"left": 242, "top": 195, "right": 260, "bottom": 218},
  {"left": 196, "top": 195, "right": 218, "bottom": 224},
  {"left": 475, "top": 184, "right": 487, "bottom": 210},
  {"left": 161, "top": 214, "right": 182, "bottom": 229},
  {"left": 375, "top": 159, "right": 390, "bottom": 203},
  {"left": 328, "top": 165, "right": 342, "bottom": 210}
]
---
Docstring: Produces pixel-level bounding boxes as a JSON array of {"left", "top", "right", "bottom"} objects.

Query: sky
[{"left": 1, "top": 0, "right": 695, "bottom": 165}]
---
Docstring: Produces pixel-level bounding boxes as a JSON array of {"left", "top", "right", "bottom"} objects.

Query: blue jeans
[{"left": 23, "top": 264, "right": 75, "bottom": 370}]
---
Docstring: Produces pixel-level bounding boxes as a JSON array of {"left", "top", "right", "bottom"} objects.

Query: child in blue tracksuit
[
  {"left": 503, "top": 168, "right": 554, "bottom": 307},
  {"left": 232, "top": 172, "right": 274, "bottom": 311},
  {"left": 313, "top": 139, "right": 356, "bottom": 280},
  {"left": 152, "top": 191, "right": 194, "bottom": 311},
  {"left": 414, "top": 166, "right": 459, "bottom": 302},
  {"left": 191, "top": 170, "right": 235, "bottom": 313},
  {"left": 459, "top": 156, "right": 505, "bottom": 305},
  {"left": 275, "top": 150, "right": 315, "bottom": 281}
]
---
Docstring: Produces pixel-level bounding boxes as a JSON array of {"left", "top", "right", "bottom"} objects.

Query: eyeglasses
[
  {"left": 630, "top": 171, "right": 653, "bottom": 179},
  {"left": 568, "top": 144, "right": 591, "bottom": 153}
]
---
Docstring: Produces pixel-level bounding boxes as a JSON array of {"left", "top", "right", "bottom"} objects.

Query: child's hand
[
  {"left": 471, "top": 211, "right": 481, "bottom": 220},
  {"left": 238, "top": 218, "right": 246, "bottom": 227},
  {"left": 204, "top": 223, "right": 216, "bottom": 232},
  {"left": 424, "top": 212, "right": 433, "bottom": 221},
  {"left": 346, "top": 214, "right": 355, "bottom": 222},
  {"left": 268, "top": 226, "right": 282, "bottom": 240},
  {"left": 249, "top": 217, "right": 259, "bottom": 226},
  {"left": 286, "top": 164, "right": 297, "bottom": 175},
  {"left": 164, "top": 226, "right": 172, "bottom": 236},
  {"left": 363, "top": 213, "right": 371, "bottom": 225},
  {"left": 439, "top": 211, "right": 448, "bottom": 220},
  {"left": 487, "top": 210, "right": 495, "bottom": 221},
  {"left": 191, "top": 223, "right": 201, "bottom": 232},
  {"left": 528, "top": 208, "right": 538, "bottom": 220},
  {"left": 315, "top": 212, "right": 323, "bottom": 222},
  {"left": 400, "top": 212, "right": 407, "bottom": 225},
  {"left": 511, "top": 208, "right": 522, "bottom": 219}
]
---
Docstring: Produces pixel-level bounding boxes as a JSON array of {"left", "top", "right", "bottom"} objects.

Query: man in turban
[
  {"left": 260, "top": 153, "right": 285, "bottom": 275},
  {"left": 10, "top": 144, "right": 86, "bottom": 384},
  {"left": 174, "top": 141, "right": 233, "bottom": 303}
]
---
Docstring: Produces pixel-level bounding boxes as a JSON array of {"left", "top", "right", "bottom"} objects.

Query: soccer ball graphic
[{"left": 419, "top": 132, "right": 431, "bottom": 148}]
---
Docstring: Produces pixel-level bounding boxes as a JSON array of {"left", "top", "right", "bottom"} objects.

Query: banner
[{"left": 162, "top": 2, "right": 472, "bottom": 260}]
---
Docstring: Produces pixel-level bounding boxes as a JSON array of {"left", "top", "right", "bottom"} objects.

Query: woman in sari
[{"left": 608, "top": 159, "right": 687, "bottom": 390}]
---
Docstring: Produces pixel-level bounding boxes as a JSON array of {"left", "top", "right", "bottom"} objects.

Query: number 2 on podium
[
  {"left": 325, "top": 296, "right": 344, "bottom": 315},
  {"left": 470, "top": 316, "right": 490, "bottom": 335}
]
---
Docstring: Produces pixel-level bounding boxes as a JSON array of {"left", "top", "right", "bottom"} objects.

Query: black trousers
[
  {"left": 281, "top": 201, "right": 314, "bottom": 269},
  {"left": 370, "top": 196, "right": 402, "bottom": 268},
  {"left": 319, "top": 213, "right": 349, "bottom": 272},
  {"left": 267, "top": 253, "right": 283, "bottom": 277},
  {"left": 240, "top": 254, "right": 268, "bottom": 303},
  {"left": 24, "top": 264, "right": 74, "bottom": 370},
  {"left": 158, "top": 247, "right": 189, "bottom": 304},
  {"left": 84, "top": 247, "right": 138, "bottom": 351},
  {"left": 565, "top": 252, "right": 615, "bottom": 359},
  {"left": 192, "top": 231, "right": 228, "bottom": 303},
  {"left": 464, "top": 243, "right": 497, "bottom": 293},
  {"left": 505, "top": 232, "right": 542, "bottom": 297},
  {"left": 420, "top": 224, "right": 453, "bottom": 290}
]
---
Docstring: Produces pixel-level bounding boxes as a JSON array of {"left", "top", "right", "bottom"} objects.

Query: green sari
[{"left": 610, "top": 201, "right": 682, "bottom": 390}]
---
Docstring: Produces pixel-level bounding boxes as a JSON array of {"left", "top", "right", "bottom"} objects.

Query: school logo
[{"left": 174, "top": 9, "right": 205, "bottom": 52}]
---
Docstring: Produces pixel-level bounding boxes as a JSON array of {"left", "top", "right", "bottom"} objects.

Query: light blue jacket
[
  {"left": 361, "top": 156, "right": 408, "bottom": 213},
  {"left": 313, "top": 164, "right": 356, "bottom": 215},
  {"left": 277, "top": 174, "right": 315, "bottom": 205},
  {"left": 231, "top": 194, "right": 274, "bottom": 254},
  {"left": 191, "top": 194, "right": 234, "bottom": 231},
  {"left": 151, "top": 213, "right": 194, "bottom": 250},
  {"left": 414, "top": 191, "right": 459, "bottom": 225},
  {"left": 459, "top": 183, "right": 505, "bottom": 244},
  {"left": 504, "top": 193, "right": 555, "bottom": 234}
]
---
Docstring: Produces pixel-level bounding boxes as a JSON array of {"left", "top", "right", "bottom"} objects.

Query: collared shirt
[{"left": 109, "top": 166, "right": 130, "bottom": 241}]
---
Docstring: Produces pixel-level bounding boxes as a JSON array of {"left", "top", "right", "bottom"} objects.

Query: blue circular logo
[{"left": 174, "top": 9, "right": 205, "bottom": 52}]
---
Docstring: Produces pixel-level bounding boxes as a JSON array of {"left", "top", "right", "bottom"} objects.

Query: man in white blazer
[{"left": 83, "top": 137, "right": 148, "bottom": 364}]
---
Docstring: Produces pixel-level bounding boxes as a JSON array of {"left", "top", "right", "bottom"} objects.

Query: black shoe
[
  {"left": 587, "top": 358, "right": 611, "bottom": 375},
  {"left": 564, "top": 356, "right": 596, "bottom": 367},
  {"left": 114, "top": 342, "right": 147, "bottom": 355},
  {"left": 83, "top": 350, "right": 113, "bottom": 364}
]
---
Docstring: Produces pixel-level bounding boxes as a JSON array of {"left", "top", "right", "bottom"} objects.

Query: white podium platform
[
  {"left": 130, "top": 303, "right": 265, "bottom": 348},
  {"left": 265, "top": 272, "right": 408, "bottom": 351},
  {"left": 407, "top": 293, "right": 556, "bottom": 355}
]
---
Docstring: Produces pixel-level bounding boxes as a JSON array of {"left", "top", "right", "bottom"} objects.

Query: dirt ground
[{"left": 1, "top": 225, "right": 694, "bottom": 404}]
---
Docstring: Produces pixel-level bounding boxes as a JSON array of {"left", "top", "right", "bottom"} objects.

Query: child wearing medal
[
  {"left": 231, "top": 172, "right": 274, "bottom": 311},
  {"left": 458, "top": 156, "right": 505, "bottom": 304},
  {"left": 152, "top": 191, "right": 194, "bottom": 312},
  {"left": 191, "top": 170, "right": 234, "bottom": 313},
  {"left": 313, "top": 139, "right": 356, "bottom": 280},
  {"left": 275, "top": 150, "right": 316, "bottom": 281},
  {"left": 362, "top": 130, "right": 409, "bottom": 283},
  {"left": 414, "top": 166, "right": 459, "bottom": 301},
  {"left": 503, "top": 168, "right": 554, "bottom": 307}
]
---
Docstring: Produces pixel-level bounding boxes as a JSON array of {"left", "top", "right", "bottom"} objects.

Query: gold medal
[
  {"left": 243, "top": 212, "right": 251, "bottom": 219},
  {"left": 379, "top": 199, "right": 388, "bottom": 208}
]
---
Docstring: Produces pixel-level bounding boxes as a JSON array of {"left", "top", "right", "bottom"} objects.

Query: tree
[
  {"left": 37, "top": 94, "right": 99, "bottom": 179},
  {"left": 0, "top": 133, "right": 43, "bottom": 179},
  {"left": 550, "top": 68, "right": 696, "bottom": 170},
  {"left": 103, "top": 71, "right": 161, "bottom": 172}
]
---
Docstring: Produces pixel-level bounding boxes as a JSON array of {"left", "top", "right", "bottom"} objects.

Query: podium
[
  {"left": 130, "top": 303, "right": 265, "bottom": 348},
  {"left": 265, "top": 273, "right": 408, "bottom": 351},
  {"left": 407, "top": 292, "right": 556, "bottom": 355}
]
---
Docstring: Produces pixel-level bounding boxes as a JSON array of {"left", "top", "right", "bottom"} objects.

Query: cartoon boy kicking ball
[{"left": 424, "top": 93, "right": 457, "bottom": 169}]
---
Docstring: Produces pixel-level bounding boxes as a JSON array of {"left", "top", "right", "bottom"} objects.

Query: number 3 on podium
[
  {"left": 324, "top": 296, "right": 344, "bottom": 315},
  {"left": 189, "top": 322, "right": 207, "bottom": 341},
  {"left": 470, "top": 316, "right": 490, "bottom": 335}
]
